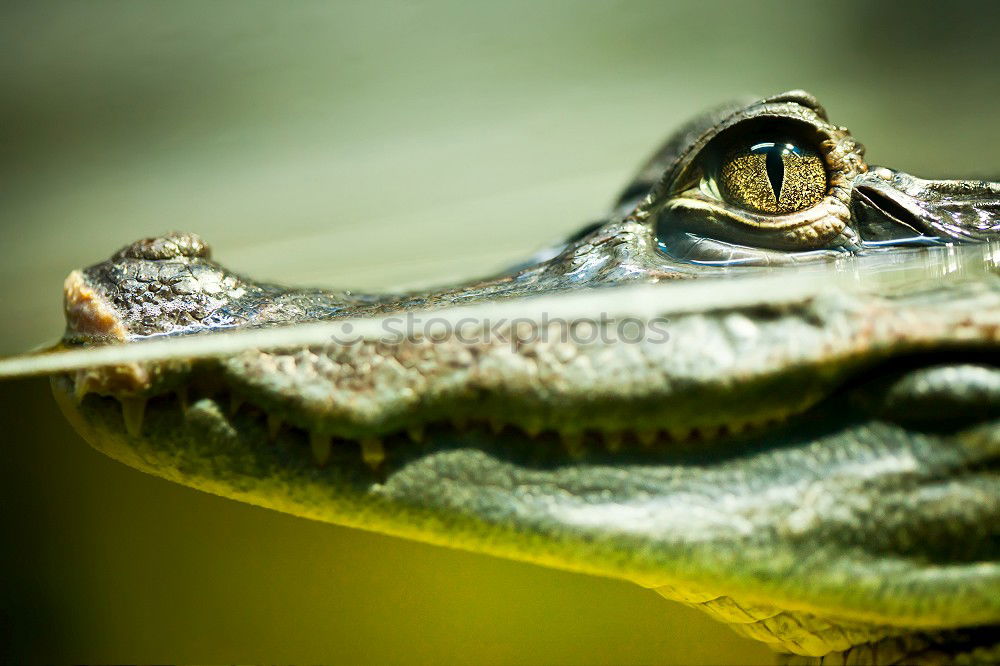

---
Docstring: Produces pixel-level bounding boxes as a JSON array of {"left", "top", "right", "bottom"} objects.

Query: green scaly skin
[{"left": 40, "top": 91, "right": 1000, "bottom": 664}]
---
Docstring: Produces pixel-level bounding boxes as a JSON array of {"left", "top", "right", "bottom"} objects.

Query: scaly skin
[{"left": 31, "top": 91, "right": 1000, "bottom": 663}]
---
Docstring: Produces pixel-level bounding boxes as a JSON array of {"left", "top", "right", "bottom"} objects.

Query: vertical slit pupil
[{"left": 764, "top": 147, "right": 784, "bottom": 202}]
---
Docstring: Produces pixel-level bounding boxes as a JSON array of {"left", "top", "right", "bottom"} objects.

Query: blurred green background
[{"left": 1, "top": 1, "right": 997, "bottom": 663}]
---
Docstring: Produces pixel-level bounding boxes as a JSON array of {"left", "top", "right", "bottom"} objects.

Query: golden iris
[{"left": 719, "top": 142, "right": 826, "bottom": 214}]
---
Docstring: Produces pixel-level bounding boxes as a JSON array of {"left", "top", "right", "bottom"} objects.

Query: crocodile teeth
[
  {"left": 667, "top": 426, "right": 692, "bottom": 441},
  {"left": 361, "top": 438, "right": 386, "bottom": 469},
  {"left": 73, "top": 371, "right": 93, "bottom": 402},
  {"left": 603, "top": 431, "right": 623, "bottom": 452},
  {"left": 120, "top": 397, "right": 146, "bottom": 437},
  {"left": 522, "top": 421, "right": 542, "bottom": 438},
  {"left": 229, "top": 394, "right": 244, "bottom": 416},
  {"left": 488, "top": 417, "right": 504, "bottom": 435},
  {"left": 176, "top": 386, "right": 190, "bottom": 414},
  {"left": 726, "top": 420, "right": 748, "bottom": 435},
  {"left": 310, "top": 432, "right": 332, "bottom": 467},
  {"left": 267, "top": 413, "right": 283, "bottom": 440},
  {"left": 407, "top": 425, "right": 424, "bottom": 443},
  {"left": 696, "top": 425, "right": 722, "bottom": 440},
  {"left": 561, "top": 433, "right": 585, "bottom": 459},
  {"left": 637, "top": 430, "right": 657, "bottom": 447},
  {"left": 766, "top": 412, "right": 790, "bottom": 426}
]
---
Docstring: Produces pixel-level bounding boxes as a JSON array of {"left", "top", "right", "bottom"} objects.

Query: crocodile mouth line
[{"left": 55, "top": 372, "right": 798, "bottom": 473}]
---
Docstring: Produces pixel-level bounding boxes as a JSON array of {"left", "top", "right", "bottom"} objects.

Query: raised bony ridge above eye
[
  {"left": 643, "top": 93, "right": 868, "bottom": 263},
  {"left": 716, "top": 140, "right": 826, "bottom": 215}
]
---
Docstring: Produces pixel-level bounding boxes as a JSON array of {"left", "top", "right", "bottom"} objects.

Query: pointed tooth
[
  {"left": 407, "top": 424, "right": 424, "bottom": 443},
  {"left": 637, "top": 430, "right": 657, "bottom": 447},
  {"left": 726, "top": 420, "right": 747, "bottom": 435},
  {"left": 604, "top": 431, "right": 623, "bottom": 453},
  {"left": 121, "top": 397, "right": 146, "bottom": 437},
  {"left": 488, "top": 417, "right": 504, "bottom": 435},
  {"left": 229, "top": 394, "right": 244, "bottom": 416},
  {"left": 267, "top": 413, "right": 283, "bottom": 440},
  {"left": 73, "top": 371, "right": 93, "bottom": 402},
  {"left": 176, "top": 386, "right": 190, "bottom": 414},
  {"left": 310, "top": 431, "right": 332, "bottom": 467},
  {"left": 767, "top": 411, "right": 790, "bottom": 425},
  {"left": 561, "top": 432, "right": 585, "bottom": 459},
  {"left": 667, "top": 426, "right": 692, "bottom": 441},
  {"left": 361, "top": 437, "right": 385, "bottom": 469},
  {"left": 697, "top": 425, "right": 721, "bottom": 440}
]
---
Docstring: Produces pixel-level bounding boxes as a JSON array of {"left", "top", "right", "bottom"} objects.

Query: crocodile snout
[
  {"left": 851, "top": 169, "right": 1000, "bottom": 245},
  {"left": 62, "top": 232, "right": 250, "bottom": 343}
]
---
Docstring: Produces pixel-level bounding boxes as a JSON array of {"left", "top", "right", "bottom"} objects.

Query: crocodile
[{"left": 10, "top": 90, "right": 1000, "bottom": 663}]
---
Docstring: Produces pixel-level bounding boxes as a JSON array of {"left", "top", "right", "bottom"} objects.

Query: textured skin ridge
[
  {"left": 782, "top": 629, "right": 1000, "bottom": 665},
  {"left": 213, "top": 280, "right": 1000, "bottom": 437},
  {"left": 655, "top": 583, "right": 904, "bottom": 657}
]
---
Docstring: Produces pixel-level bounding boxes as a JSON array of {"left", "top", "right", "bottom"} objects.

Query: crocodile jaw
[{"left": 50, "top": 254, "right": 1000, "bottom": 656}]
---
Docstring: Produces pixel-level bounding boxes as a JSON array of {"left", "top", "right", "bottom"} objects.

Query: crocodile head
[{"left": 45, "top": 91, "right": 1000, "bottom": 664}]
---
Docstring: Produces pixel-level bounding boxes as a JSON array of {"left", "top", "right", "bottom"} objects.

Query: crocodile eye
[{"left": 717, "top": 142, "right": 826, "bottom": 214}]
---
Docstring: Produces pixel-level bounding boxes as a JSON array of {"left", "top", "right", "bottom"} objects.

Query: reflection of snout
[{"left": 851, "top": 169, "right": 1000, "bottom": 246}]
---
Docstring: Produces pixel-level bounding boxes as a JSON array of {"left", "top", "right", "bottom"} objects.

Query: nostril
[
  {"left": 855, "top": 185, "right": 919, "bottom": 226},
  {"left": 851, "top": 184, "right": 933, "bottom": 244}
]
